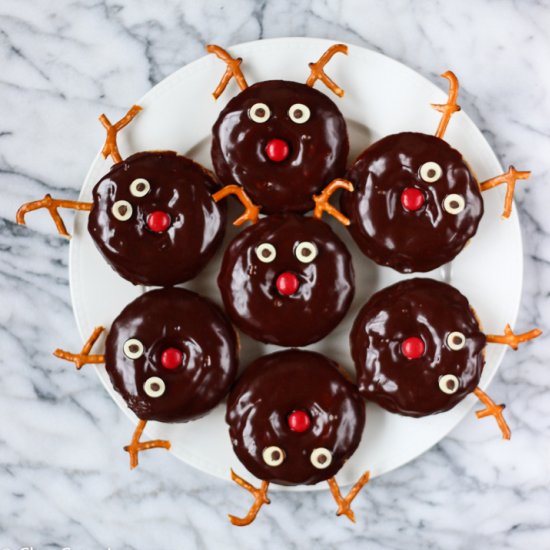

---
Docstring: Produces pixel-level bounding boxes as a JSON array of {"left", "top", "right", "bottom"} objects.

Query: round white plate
[{"left": 70, "top": 37, "right": 523, "bottom": 491}]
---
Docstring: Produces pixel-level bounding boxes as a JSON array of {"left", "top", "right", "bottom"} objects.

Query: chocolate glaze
[
  {"left": 105, "top": 287, "right": 238, "bottom": 423},
  {"left": 350, "top": 278, "right": 486, "bottom": 417},
  {"left": 342, "top": 132, "right": 484, "bottom": 272},
  {"left": 211, "top": 80, "right": 349, "bottom": 214},
  {"left": 226, "top": 350, "right": 365, "bottom": 486},
  {"left": 88, "top": 151, "right": 226, "bottom": 286},
  {"left": 218, "top": 214, "right": 354, "bottom": 347}
]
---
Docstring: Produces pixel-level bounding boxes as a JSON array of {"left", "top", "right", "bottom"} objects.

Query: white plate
[{"left": 70, "top": 37, "right": 523, "bottom": 491}]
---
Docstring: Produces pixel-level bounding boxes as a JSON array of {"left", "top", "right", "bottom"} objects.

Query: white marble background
[{"left": 1, "top": 0, "right": 549, "bottom": 548}]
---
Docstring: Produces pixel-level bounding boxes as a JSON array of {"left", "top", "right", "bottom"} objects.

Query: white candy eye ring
[
  {"left": 447, "top": 331, "right": 466, "bottom": 350},
  {"left": 255, "top": 243, "right": 277, "bottom": 263},
  {"left": 249, "top": 103, "right": 271, "bottom": 123},
  {"left": 419, "top": 161, "right": 443, "bottom": 182},
  {"left": 143, "top": 376, "right": 165, "bottom": 398},
  {"left": 123, "top": 338, "right": 144, "bottom": 359},
  {"left": 288, "top": 103, "right": 311, "bottom": 124},
  {"left": 262, "top": 446, "right": 285, "bottom": 466},
  {"left": 310, "top": 448, "right": 332, "bottom": 469},
  {"left": 295, "top": 241, "right": 318, "bottom": 263},
  {"left": 439, "top": 374, "right": 460, "bottom": 395},
  {"left": 112, "top": 200, "right": 133, "bottom": 221},
  {"left": 443, "top": 194, "right": 465, "bottom": 214},
  {"left": 130, "top": 178, "right": 150, "bottom": 197}
]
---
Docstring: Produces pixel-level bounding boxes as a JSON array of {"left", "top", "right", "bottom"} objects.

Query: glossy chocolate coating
[
  {"left": 88, "top": 151, "right": 226, "bottom": 286},
  {"left": 342, "top": 132, "right": 484, "bottom": 272},
  {"left": 350, "top": 278, "right": 486, "bottom": 417},
  {"left": 105, "top": 287, "right": 238, "bottom": 423},
  {"left": 218, "top": 214, "right": 354, "bottom": 346},
  {"left": 226, "top": 350, "right": 365, "bottom": 486},
  {"left": 211, "top": 80, "right": 349, "bottom": 214}
]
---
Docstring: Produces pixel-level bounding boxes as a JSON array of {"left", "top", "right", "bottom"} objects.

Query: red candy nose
[
  {"left": 147, "top": 211, "right": 171, "bottom": 233},
  {"left": 161, "top": 347, "right": 182, "bottom": 370},
  {"left": 276, "top": 272, "right": 300, "bottom": 296},
  {"left": 265, "top": 138, "right": 290, "bottom": 162},
  {"left": 287, "top": 410, "right": 311, "bottom": 433},
  {"left": 401, "top": 187, "right": 425, "bottom": 211},
  {"left": 402, "top": 336, "right": 425, "bottom": 360}
]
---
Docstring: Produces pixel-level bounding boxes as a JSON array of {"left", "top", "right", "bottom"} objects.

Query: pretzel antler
[
  {"left": 227, "top": 469, "right": 270, "bottom": 526},
  {"left": 207, "top": 45, "right": 249, "bottom": 100},
  {"left": 313, "top": 178, "right": 354, "bottom": 225},
  {"left": 431, "top": 71, "right": 461, "bottom": 139},
  {"left": 212, "top": 185, "right": 260, "bottom": 226},
  {"left": 327, "top": 471, "right": 370, "bottom": 523},
  {"left": 53, "top": 326, "right": 105, "bottom": 369},
  {"left": 16, "top": 194, "right": 93, "bottom": 238},
  {"left": 486, "top": 323, "right": 541, "bottom": 350},
  {"left": 479, "top": 166, "right": 531, "bottom": 219},
  {"left": 306, "top": 44, "right": 348, "bottom": 97},
  {"left": 123, "top": 419, "right": 171, "bottom": 469},
  {"left": 99, "top": 104, "right": 142, "bottom": 164},
  {"left": 473, "top": 387, "right": 511, "bottom": 440}
]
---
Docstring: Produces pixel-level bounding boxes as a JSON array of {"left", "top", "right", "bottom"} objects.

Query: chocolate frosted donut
[
  {"left": 88, "top": 151, "right": 226, "bottom": 286},
  {"left": 226, "top": 350, "right": 365, "bottom": 486},
  {"left": 342, "top": 132, "right": 484, "bottom": 272},
  {"left": 217, "top": 214, "right": 354, "bottom": 347},
  {"left": 211, "top": 80, "right": 349, "bottom": 214},
  {"left": 104, "top": 287, "right": 238, "bottom": 423},
  {"left": 350, "top": 278, "right": 486, "bottom": 417}
]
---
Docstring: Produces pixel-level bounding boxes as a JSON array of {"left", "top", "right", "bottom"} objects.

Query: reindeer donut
[
  {"left": 350, "top": 278, "right": 541, "bottom": 437},
  {"left": 16, "top": 107, "right": 228, "bottom": 286},
  {"left": 226, "top": 350, "right": 369, "bottom": 526},
  {"left": 208, "top": 44, "right": 349, "bottom": 214},
  {"left": 342, "top": 72, "right": 532, "bottom": 273},
  {"left": 54, "top": 287, "right": 238, "bottom": 468},
  {"left": 215, "top": 179, "right": 355, "bottom": 347}
]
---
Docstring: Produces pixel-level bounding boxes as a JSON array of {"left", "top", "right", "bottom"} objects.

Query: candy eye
[
  {"left": 447, "top": 331, "right": 466, "bottom": 350},
  {"left": 288, "top": 103, "right": 311, "bottom": 124},
  {"left": 130, "top": 178, "right": 150, "bottom": 197},
  {"left": 310, "top": 448, "right": 332, "bottom": 469},
  {"left": 294, "top": 241, "right": 318, "bottom": 263},
  {"left": 439, "top": 374, "right": 460, "bottom": 394},
  {"left": 443, "top": 194, "right": 465, "bottom": 214},
  {"left": 419, "top": 161, "right": 443, "bottom": 182},
  {"left": 123, "top": 338, "right": 144, "bottom": 359},
  {"left": 262, "top": 446, "right": 285, "bottom": 466},
  {"left": 249, "top": 103, "right": 271, "bottom": 123},
  {"left": 255, "top": 243, "right": 277, "bottom": 263},
  {"left": 143, "top": 376, "right": 165, "bottom": 398},
  {"left": 112, "top": 200, "right": 133, "bottom": 221}
]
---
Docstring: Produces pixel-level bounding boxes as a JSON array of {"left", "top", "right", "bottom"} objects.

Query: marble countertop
[{"left": 1, "top": 0, "right": 549, "bottom": 548}]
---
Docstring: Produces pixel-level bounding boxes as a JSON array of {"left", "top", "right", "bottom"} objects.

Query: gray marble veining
[{"left": 1, "top": 0, "right": 549, "bottom": 548}]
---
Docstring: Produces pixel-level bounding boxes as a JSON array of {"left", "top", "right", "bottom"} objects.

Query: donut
[
  {"left": 105, "top": 287, "right": 238, "bottom": 423},
  {"left": 350, "top": 278, "right": 486, "bottom": 416},
  {"left": 342, "top": 132, "right": 484, "bottom": 272},
  {"left": 88, "top": 151, "right": 226, "bottom": 286},
  {"left": 341, "top": 71, "right": 531, "bottom": 273},
  {"left": 211, "top": 81, "right": 348, "bottom": 214},
  {"left": 217, "top": 214, "right": 354, "bottom": 346},
  {"left": 16, "top": 106, "right": 227, "bottom": 287},
  {"left": 226, "top": 349, "right": 365, "bottom": 486},
  {"left": 208, "top": 44, "right": 349, "bottom": 214}
]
